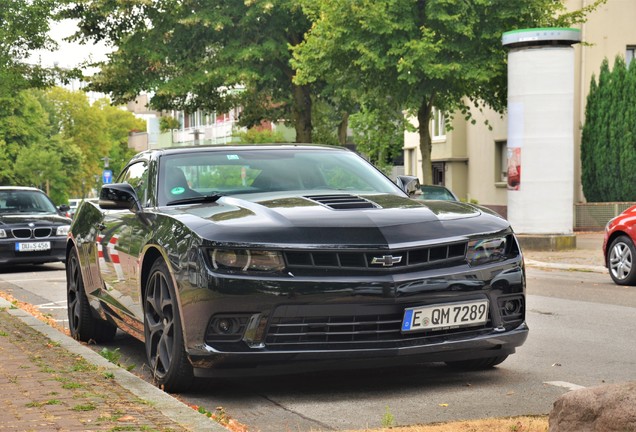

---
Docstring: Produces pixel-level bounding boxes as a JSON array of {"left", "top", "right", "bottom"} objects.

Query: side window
[{"left": 119, "top": 162, "right": 149, "bottom": 207}]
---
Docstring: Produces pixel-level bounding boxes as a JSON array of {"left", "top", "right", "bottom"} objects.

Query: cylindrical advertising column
[{"left": 502, "top": 28, "right": 580, "bottom": 236}]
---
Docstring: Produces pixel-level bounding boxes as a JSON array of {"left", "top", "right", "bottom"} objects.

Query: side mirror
[
  {"left": 396, "top": 175, "right": 421, "bottom": 198},
  {"left": 99, "top": 183, "right": 142, "bottom": 212}
]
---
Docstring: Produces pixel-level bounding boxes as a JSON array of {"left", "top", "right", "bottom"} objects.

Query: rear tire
[
  {"left": 607, "top": 235, "right": 636, "bottom": 286},
  {"left": 144, "top": 259, "right": 194, "bottom": 393},
  {"left": 445, "top": 355, "right": 508, "bottom": 371},
  {"left": 67, "top": 247, "right": 117, "bottom": 342}
]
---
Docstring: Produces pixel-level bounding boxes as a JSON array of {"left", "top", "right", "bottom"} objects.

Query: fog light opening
[
  {"left": 503, "top": 299, "right": 520, "bottom": 316},
  {"left": 212, "top": 317, "right": 239, "bottom": 335}
]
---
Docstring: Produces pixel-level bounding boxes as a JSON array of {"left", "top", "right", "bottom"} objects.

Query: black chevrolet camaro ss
[{"left": 66, "top": 144, "right": 528, "bottom": 392}]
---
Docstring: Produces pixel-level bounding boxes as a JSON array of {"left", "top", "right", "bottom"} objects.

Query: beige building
[{"left": 403, "top": 0, "right": 635, "bottom": 220}]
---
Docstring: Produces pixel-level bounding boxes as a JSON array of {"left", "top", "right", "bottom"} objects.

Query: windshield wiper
[{"left": 166, "top": 193, "right": 223, "bottom": 206}]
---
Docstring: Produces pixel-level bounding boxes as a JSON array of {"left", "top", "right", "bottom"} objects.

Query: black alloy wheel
[
  {"left": 67, "top": 246, "right": 116, "bottom": 342},
  {"left": 144, "top": 259, "right": 194, "bottom": 392},
  {"left": 607, "top": 235, "right": 636, "bottom": 286}
]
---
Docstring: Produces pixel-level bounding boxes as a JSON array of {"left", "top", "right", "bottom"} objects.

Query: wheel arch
[
  {"left": 605, "top": 230, "right": 632, "bottom": 265},
  {"left": 139, "top": 245, "right": 189, "bottom": 343}
]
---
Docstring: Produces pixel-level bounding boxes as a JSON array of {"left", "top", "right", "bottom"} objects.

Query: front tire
[
  {"left": 144, "top": 259, "right": 194, "bottom": 392},
  {"left": 445, "top": 355, "right": 508, "bottom": 371},
  {"left": 67, "top": 247, "right": 116, "bottom": 342},
  {"left": 607, "top": 235, "right": 636, "bottom": 286}
]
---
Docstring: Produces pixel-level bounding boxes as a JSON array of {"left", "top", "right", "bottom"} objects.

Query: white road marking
[{"left": 544, "top": 381, "right": 586, "bottom": 391}]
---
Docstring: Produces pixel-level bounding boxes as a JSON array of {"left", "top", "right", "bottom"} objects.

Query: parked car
[
  {"left": 0, "top": 186, "right": 71, "bottom": 266},
  {"left": 67, "top": 144, "right": 528, "bottom": 392},
  {"left": 603, "top": 205, "right": 636, "bottom": 285},
  {"left": 417, "top": 184, "right": 459, "bottom": 201}
]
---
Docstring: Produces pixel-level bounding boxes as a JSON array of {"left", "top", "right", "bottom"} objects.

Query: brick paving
[{"left": 0, "top": 308, "right": 189, "bottom": 432}]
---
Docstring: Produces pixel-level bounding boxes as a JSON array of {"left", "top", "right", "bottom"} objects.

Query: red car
[{"left": 603, "top": 205, "right": 636, "bottom": 285}]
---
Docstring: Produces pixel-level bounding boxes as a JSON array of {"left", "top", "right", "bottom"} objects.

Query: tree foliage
[
  {"left": 0, "top": 88, "right": 144, "bottom": 202},
  {"left": 0, "top": 0, "right": 80, "bottom": 98},
  {"left": 292, "top": 0, "right": 605, "bottom": 183},
  {"left": 581, "top": 57, "right": 636, "bottom": 202},
  {"left": 60, "top": 0, "right": 317, "bottom": 143}
]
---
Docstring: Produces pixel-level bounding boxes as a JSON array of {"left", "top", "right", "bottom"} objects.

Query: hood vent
[{"left": 304, "top": 194, "right": 379, "bottom": 210}]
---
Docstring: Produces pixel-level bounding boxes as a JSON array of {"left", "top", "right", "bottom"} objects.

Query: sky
[{"left": 29, "top": 19, "right": 111, "bottom": 70}]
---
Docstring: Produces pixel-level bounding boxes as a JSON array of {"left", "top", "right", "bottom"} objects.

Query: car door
[{"left": 97, "top": 161, "right": 150, "bottom": 321}]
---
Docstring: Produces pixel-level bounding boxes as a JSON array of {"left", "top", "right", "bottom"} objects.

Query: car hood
[
  {"left": 169, "top": 193, "right": 510, "bottom": 247},
  {"left": 0, "top": 213, "right": 71, "bottom": 227}
]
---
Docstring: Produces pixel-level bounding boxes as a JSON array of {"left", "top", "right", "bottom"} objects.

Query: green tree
[
  {"left": 0, "top": 0, "right": 78, "bottom": 97},
  {"left": 349, "top": 101, "right": 405, "bottom": 173},
  {"left": 0, "top": 91, "right": 51, "bottom": 184},
  {"left": 39, "top": 88, "right": 144, "bottom": 197},
  {"left": 582, "top": 56, "right": 636, "bottom": 202},
  {"left": 293, "top": 0, "right": 604, "bottom": 184},
  {"left": 60, "top": 0, "right": 318, "bottom": 143},
  {"left": 94, "top": 98, "right": 145, "bottom": 177}
]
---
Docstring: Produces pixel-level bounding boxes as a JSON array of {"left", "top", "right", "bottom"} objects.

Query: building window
[
  {"left": 431, "top": 108, "right": 446, "bottom": 139},
  {"left": 495, "top": 140, "right": 507, "bottom": 183},
  {"left": 627, "top": 46, "right": 636, "bottom": 66},
  {"left": 432, "top": 162, "right": 445, "bottom": 185}
]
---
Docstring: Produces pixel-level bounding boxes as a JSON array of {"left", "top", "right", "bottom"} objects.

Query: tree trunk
[
  {"left": 337, "top": 111, "right": 349, "bottom": 145},
  {"left": 417, "top": 98, "right": 434, "bottom": 184},
  {"left": 292, "top": 83, "right": 312, "bottom": 143}
]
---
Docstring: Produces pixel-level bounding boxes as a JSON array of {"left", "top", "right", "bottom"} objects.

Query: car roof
[
  {"left": 135, "top": 144, "right": 348, "bottom": 160},
  {"left": 0, "top": 186, "right": 45, "bottom": 193}
]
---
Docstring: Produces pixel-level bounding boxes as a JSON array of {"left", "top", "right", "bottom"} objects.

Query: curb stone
[{"left": 524, "top": 259, "right": 607, "bottom": 274}]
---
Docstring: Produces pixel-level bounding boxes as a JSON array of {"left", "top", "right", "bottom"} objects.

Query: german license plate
[
  {"left": 401, "top": 300, "right": 489, "bottom": 333},
  {"left": 15, "top": 242, "right": 51, "bottom": 252}
]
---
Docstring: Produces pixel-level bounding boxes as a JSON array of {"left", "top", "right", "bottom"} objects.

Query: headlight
[
  {"left": 56, "top": 225, "right": 70, "bottom": 236},
  {"left": 210, "top": 249, "right": 285, "bottom": 272},
  {"left": 0, "top": 229, "right": 6, "bottom": 238},
  {"left": 466, "top": 237, "right": 507, "bottom": 266}
]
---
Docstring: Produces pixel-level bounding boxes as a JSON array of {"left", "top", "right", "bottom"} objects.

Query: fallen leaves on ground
[{"left": 343, "top": 416, "right": 549, "bottom": 432}]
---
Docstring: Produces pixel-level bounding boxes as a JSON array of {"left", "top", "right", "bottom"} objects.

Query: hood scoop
[{"left": 304, "top": 194, "right": 380, "bottom": 210}]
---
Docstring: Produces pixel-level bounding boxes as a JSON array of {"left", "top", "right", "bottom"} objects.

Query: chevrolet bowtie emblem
[{"left": 371, "top": 255, "right": 403, "bottom": 267}]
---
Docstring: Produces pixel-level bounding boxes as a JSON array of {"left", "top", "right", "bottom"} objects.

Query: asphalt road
[{"left": 1, "top": 263, "right": 635, "bottom": 431}]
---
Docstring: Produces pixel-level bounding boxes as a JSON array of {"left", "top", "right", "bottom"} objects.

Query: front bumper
[
  {"left": 178, "top": 256, "right": 528, "bottom": 374},
  {"left": 0, "top": 237, "right": 67, "bottom": 265},
  {"left": 189, "top": 322, "right": 528, "bottom": 376}
]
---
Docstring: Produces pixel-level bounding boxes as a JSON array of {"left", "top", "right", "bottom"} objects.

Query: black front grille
[
  {"left": 264, "top": 304, "right": 492, "bottom": 350},
  {"left": 11, "top": 228, "right": 53, "bottom": 239},
  {"left": 285, "top": 242, "right": 467, "bottom": 271},
  {"left": 12, "top": 229, "right": 32, "bottom": 239},
  {"left": 34, "top": 228, "right": 52, "bottom": 238}
]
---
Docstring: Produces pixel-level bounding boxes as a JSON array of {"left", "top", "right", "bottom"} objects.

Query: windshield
[
  {"left": 0, "top": 190, "right": 58, "bottom": 214},
  {"left": 158, "top": 148, "right": 403, "bottom": 206}
]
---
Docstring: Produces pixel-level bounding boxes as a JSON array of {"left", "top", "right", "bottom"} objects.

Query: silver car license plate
[
  {"left": 15, "top": 241, "right": 51, "bottom": 252},
  {"left": 401, "top": 300, "right": 489, "bottom": 333}
]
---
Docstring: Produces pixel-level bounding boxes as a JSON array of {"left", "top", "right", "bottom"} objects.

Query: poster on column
[
  {"left": 507, "top": 147, "right": 521, "bottom": 190},
  {"left": 507, "top": 102, "right": 523, "bottom": 190}
]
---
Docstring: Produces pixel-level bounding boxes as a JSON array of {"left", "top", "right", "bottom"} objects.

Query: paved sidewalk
[
  {"left": 0, "top": 297, "right": 225, "bottom": 432},
  {"left": 523, "top": 231, "right": 607, "bottom": 274},
  {"left": 0, "top": 232, "right": 607, "bottom": 432}
]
